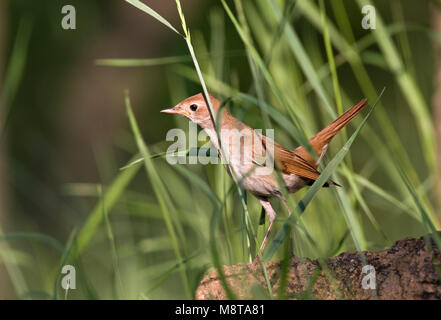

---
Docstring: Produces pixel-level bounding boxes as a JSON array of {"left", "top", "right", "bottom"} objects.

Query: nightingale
[{"left": 161, "top": 93, "right": 368, "bottom": 256}]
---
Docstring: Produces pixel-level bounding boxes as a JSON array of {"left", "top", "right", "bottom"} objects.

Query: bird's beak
[
  {"left": 160, "top": 107, "right": 178, "bottom": 114},
  {"left": 160, "top": 105, "right": 190, "bottom": 117}
]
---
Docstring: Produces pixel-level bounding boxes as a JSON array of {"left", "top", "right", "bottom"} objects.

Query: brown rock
[{"left": 196, "top": 234, "right": 441, "bottom": 300}]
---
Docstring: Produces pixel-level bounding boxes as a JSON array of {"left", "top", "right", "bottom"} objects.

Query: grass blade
[
  {"left": 0, "top": 232, "right": 64, "bottom": 253},
  {"left": 356, "top": 0, "right": 435, "bottom": 172},
  {"left": 124, "top": 0, "right": 181, "bottom": 35},
  {"left": 72, "top": 160, "right": 141, "bottom": 259},
  {"left": 125, "top": 90, "right": 191, "bottom": 298}
]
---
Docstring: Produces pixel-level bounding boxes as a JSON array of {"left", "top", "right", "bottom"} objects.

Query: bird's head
[{"left": 161, "top": 93, "right": 222, "bottom": 129}]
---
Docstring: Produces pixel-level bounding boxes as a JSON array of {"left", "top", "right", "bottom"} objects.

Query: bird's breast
[{"left": 204, "top": 127, "right": 308, "bottom": 197}]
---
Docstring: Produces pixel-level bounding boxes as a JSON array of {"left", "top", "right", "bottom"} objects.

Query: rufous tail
[
  {"left": 309, "top": 98, "right": 368, "bottom": 155},
  {"left": 293, "top": 98, "right": 368, "bottom": 167}
]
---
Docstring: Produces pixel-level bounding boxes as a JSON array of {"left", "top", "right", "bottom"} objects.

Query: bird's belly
[
  {"left": 223, "top": 140, "right": 308, "bottom": 197},
  {"left": 282, "top": 173, "right": 308, "bottom": 193},
  {"left": 242, "top": 174, "right": 280, "bottom": 197},
  {"left": 227, "top": 160, "right": 277, "bottom": 197},
  {"left": 234, "top": 165, "right": 308, "bottom": 198}
]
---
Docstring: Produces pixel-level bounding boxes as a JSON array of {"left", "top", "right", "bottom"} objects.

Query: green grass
[
  {"left": 1, "top": 0, "right": 440, "bottom": 299},
  {"left": 0, "top": 15, "right": 33, "bottom": 298}
]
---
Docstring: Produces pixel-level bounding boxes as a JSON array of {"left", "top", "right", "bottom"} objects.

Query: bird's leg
[
  {"left": 316, "top": 143, "right": 329, "bottom": 166},
  {"left": 253, "top": 198, "right": 276, "bottom": 266}
]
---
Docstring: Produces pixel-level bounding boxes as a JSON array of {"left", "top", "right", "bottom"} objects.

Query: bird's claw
[{"left": 251, "top": 254, "right": 263, "bottom": 269}]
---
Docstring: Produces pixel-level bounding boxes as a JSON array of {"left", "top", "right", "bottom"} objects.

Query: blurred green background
[{"left": 0, "top": 0, "right": 440, "bottom": 299}]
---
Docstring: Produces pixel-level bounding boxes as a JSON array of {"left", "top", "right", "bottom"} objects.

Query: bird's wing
[
  {"left": 277, "top": 146, "right": 321, "bottom": 180},
  {"left": 258, "top": 134, "right": 321, "bottom": 181}
]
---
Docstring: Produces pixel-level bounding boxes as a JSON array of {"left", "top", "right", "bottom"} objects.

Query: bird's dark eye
[{"left": 190, "top": 104, "right": 198, "bottom": 111}]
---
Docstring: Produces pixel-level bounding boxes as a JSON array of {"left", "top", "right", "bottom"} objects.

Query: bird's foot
[
  {"left": 288, "top": 251, "right": 302, "bottom": 264},
  {"left": 289, "top": 249, "right": 296, "bottom": 259},
  {"left": 251, "top": 254, "right": 263, "bottom": 269}
]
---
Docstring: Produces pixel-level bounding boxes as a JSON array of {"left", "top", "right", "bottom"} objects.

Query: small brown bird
[{"left": 162, "top": 93, "right": 368, "bottom": 255}]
